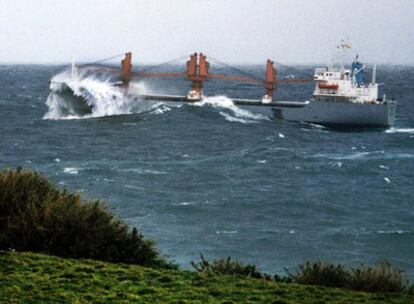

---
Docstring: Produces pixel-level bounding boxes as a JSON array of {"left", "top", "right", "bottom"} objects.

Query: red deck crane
[
  {"left": 118, "top": 52, "right": 310, "bottom": 102},
  {"left": 120, "top": 52, "right": 132, "bottom": 87}
]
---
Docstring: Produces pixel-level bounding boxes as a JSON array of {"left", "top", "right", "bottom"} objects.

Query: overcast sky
[{"left": 0, "top": 0, "right": 413, "bottom": 64}]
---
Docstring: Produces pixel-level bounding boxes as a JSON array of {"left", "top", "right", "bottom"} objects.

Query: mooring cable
[
  {"left": 207, "top": 55, "right": 265, "bottom": 83},
  {"left": 135, "top": 55, "right": 191, "bottom": 75}
]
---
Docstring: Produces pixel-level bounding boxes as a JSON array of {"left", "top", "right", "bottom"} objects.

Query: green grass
[{"left": 0, "top": 251, "right": 411, "bottom": 303}]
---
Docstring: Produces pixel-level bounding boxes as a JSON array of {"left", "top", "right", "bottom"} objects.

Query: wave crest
[
  {"left": 44, "top": 68, "right": 151, "bottom": 120},
  {"left": 192, "top": 96, "right": 269, "bottom": 124}
]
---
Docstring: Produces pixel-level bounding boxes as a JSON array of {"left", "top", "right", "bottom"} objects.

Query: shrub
[
  {"left": 408, "top": 283, "right": 414, "bottom": 295},
  {"left": 349, "top": 262, "right": 409, "bottom": 293},
  {"left": 289, "top": 261, "right": 410, "bottom": 293},
  {"left": 288, "top": 261, "right": 349, "bottom": 288},
  {"left": 191, "top": 254, "right": 280, "bottom": 281},
  {"left": 0, "top": 167, "right": 165, "bottom": 267}
]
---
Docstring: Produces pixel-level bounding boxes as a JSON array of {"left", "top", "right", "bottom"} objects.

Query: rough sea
[{"left": 1, "top": 63, "right": 413, "bottom": 279}]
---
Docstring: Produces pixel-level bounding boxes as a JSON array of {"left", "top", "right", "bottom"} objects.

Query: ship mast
[
  {"left": 70, "top": 56, "right": 77, "bottom": 80},
  {"left": 338, "top": 40, "right": 351, "bottom": 72},
  {"left": 371, "top": 63, "right": 377, "bottom": 85}
]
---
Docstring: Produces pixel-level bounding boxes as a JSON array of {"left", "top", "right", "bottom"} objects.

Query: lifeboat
[{"left": 318, "top": 83, "right": 339, "bottom": 90}]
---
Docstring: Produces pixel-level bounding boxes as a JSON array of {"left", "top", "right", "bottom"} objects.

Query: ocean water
[{"left": 0, "top": 64, "right": 413, "bottom": 279}]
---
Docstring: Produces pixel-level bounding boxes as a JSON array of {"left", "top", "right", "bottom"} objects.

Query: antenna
[
  {"left": 339, "top": 40, "right": 352, "bottom": 71},
  {"left": 70, "top": 56, "right": 77, "bottom": 80}
]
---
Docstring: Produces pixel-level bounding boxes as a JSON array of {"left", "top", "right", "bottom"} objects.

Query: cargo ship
[{"left": 49, "top": 46, "right": 396, "bottom": 127}]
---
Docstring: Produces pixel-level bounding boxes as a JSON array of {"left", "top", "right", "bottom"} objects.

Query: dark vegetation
[
  {"left": 0, "top": 167, "right": 412, "bottom": 302},
  {"left": 0, "top": 167, "right": 166, "bottom": 267},
  {"left": 289, "top": 261, "right": 411, "bottom": 293},
  {"left": 192, "top": 256, "right": 413, "bottom": 294},
  {"left": 191, "top": 254, "right": 285, "bottom": 281}
]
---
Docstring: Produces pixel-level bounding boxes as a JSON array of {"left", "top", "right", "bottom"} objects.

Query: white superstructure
[
  {"left": 272, "top": 44, "right": 396, "bottom": 127},
  {"left": 313, "top": 64, "right": 381, "bottom": 104}
]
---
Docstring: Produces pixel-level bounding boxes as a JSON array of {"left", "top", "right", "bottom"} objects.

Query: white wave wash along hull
[{"left": 48, "top": 44, "right": 396, "bottom": 127}]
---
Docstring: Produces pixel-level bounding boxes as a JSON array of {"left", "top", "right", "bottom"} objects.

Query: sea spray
[
  {"left": 44, "top": 67, "right": 152, "bottom": 119},
  {"left": 192, "top": 95, "right": 269, "bottom": 124}
]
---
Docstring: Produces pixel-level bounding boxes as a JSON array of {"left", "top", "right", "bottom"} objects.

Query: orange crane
[{"left": 119, "top": 52, "right": 311, "bottom": 102}]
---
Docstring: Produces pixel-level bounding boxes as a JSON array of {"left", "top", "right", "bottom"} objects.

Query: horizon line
[{"left": 1, "top": 61, "right": 414, "bottom": 66}]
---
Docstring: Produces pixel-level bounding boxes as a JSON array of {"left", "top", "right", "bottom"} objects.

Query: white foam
[
  {"left": 308, "top": 123, "right": 325, "bottom": 129},
  {"left": 256, "top": 160, "right": 267, "bottom": 164},
  {"left": 219, "top": 112, "right": 255, "bottom": 124},
  {"left": 385, "top": 128, "right": 414, "bottom": 134},
  {"left": 63, "top": 167, "right": 79, "bottom": 174},
  {"left": 383, "top": 177, "right": 391, "bottom": 183},
  {"left": 193, "top": 95, "right": 269, "bottom": 124},
  {"left": 44, "top": 68, "right": 150, "bottom": 120},
  {"left": 379, "top": 165, "right": 389, "bottom": 170},
  {"left": 122, "top": 168, "right": 166, "bottom": 175},
  {"left": 143, "top": 169, "right": 167, "bottom": 175},
  {"left": 377, "top": 230, "right": 409, "bottom": 234},
  {"left": 124, "top": 184, "right": 146, "bottom": 190},
  {"left": 301, "top": 122, "right": 329, "bottom": 133},
  {"left": 215, "top": 230, "right": 238, "bottom": 234},
  {"left": 174, "top": 202, "right": 196, "bottom": 206},
  {"left": 315, "top": 151, "right": 386, "bottom": 160},
  {"left": 150, "top": 103, "right": 172, "bottom": 115}
]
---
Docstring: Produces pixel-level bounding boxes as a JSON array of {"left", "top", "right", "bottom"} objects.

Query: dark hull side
[
  {"left": 51, "top": 84, "right": 93, "bottom": 116},
  {"left": 274, "top": 99, "right": 396, "bottom": 128}
]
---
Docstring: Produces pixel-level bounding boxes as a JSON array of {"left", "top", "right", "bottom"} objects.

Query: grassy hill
[
  {"left": 0, "top": 251, "right": 411, "bottom": 304},
  {"left": 0, "top": 169, "right": 411, "bottom": 303}
]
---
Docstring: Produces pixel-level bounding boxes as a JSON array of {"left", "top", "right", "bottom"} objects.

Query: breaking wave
[
  {"left": 44, "top": 68, "right": 155, "bottom": 120},
  {"left": 192, "top": 96, "right": 270, "bottom": 124}
]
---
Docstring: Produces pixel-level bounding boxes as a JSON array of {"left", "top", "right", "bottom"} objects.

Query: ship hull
[
  {"left": 57, "top": 84, "right": 93, "bottom": 115},
  {"left": 271, "top": 99, "right": 396, "bottom": 128},
  {"left": 49, "top": 82, "right": 396, "bottom": 127}
]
